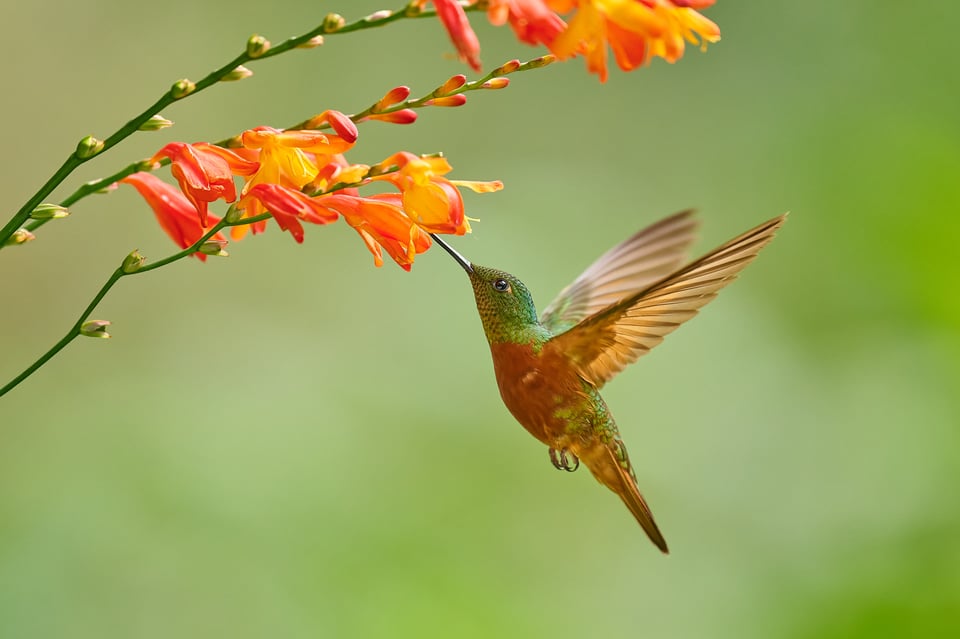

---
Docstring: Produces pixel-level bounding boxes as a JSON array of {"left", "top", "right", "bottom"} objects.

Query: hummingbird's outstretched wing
[
  {"left": 539, "top": 210, "right": 700, "bottom": 334},
  {"left": 547, "top": 214, "right": 787, "bottom": 389}
]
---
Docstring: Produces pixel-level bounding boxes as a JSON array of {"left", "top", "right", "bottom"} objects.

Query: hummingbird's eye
[{"left": 493, "top": 278, "right": 510, "bottom": 292}]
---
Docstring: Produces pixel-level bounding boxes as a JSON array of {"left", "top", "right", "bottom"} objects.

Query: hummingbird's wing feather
[
  {"left": 548, "top": 214, "right": 787, "bottom": 388},
  {"left": 539, "top": 210, "right": 700, "bottom": 334}
]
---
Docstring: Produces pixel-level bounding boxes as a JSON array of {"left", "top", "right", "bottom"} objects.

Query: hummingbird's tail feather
[{"left": 582, "top": 442, "right": 669, "bottom": 554}]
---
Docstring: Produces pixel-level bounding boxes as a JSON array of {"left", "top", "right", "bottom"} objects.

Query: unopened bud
[
  {"left": 138, "top": 115, "right": 174, "bottom": 131},
  {"left": 434, "top": 74, "right": 467, "bottom": 97},
  {"left": 366, "top": 10, "right": 392, "bottom": 22},
  {"left": 481, "top": 77, "right": 510, "bottom": 90},
  {"left": 425, "top": 94, "right": 467, "bottom": 108},
  {"left": 30, "top": 203, "right": 69, "bottom": 220},
  {"left": 305, "top": 110, "right": 358, "bottom": 141},
  {"left": 135, "top": 158, "right": 159, "bottom": 172},
  {"left": 171, "top": 79, "right": 196, "bottom": 99},
  {"left": 75, "top": 135, "right": 104, "bottom": 159},
  {"left": 80, "top": 320, "right": 111, "bottom": 339},
  {"left": 246, "top": 34, "right": 270, "bottom": 58},
  {"left": 198, "top": 239, "right": 229, "bottom": 257},
  {"left": 523, "top": 54, "right": 556, "bottom": 70},
  {"left": 323, "top": 13, "right": 346, "bottom": 32},
  {"left": 492, "top": 59, "right": 522, "bottom": 76},
  {"left": 221, "top": 65, "right": 253, "bottom": 82},
  {"left": 224, "top": 205, "right": 243, "bottom": 224},
  {"left": 364, "top": 109, "right": 418, "bottom": 125},
  {"left": 373, "top": 86, "right": 411, "bottom": 112},
  {"left": 297, "top": 35, "right": 325, "bottom": 49},
  {"left": 4, "top": 229, "right": 35, "bottom": 246},
  {"left": 121, "top": 249, "right": 146, "bottom": 273}
]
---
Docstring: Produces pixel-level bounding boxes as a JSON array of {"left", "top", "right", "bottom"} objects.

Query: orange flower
[
  {"left": 550, "top": 0, "right": 720, "bottom": 81},
  {"left": 120, "top": 172, "right": 226, "bottom": 262},
  {"left": 245, "top": 183, "right": 339, "bottom": 243},
  {"left": 487, "top": 0, "right": 567, "bottom": 47},
  {"left": 432, "top": 0, "right": 482, "bottom": 72},
  {"left": 372, "top": 152, "right": 503, "bottom": 235},
  {"left": 234, "top": 123, "right": 357, "bottom": 238},
  {"left": 320, "top": 191, "right": 433, "bottom": 270},
  {"left": 151, "top": 142, "right": 258, "bottom": 227}
]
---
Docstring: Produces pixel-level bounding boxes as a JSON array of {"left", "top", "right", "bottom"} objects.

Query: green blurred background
[{"left": 1, "top": 1, "right": 958, "bottom": 637}]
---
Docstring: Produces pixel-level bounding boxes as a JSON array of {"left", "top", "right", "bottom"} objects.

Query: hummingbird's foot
[{"left": 549, "top": 447, "right": 580, "bottom": 472}]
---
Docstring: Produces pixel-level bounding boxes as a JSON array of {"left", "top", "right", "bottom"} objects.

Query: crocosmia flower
[
  {"left": 487, "top": 0, "right": 567, "bottom": 47},
  {"left": 121, "top": 172, "right": 226, "bottom": 262},
  {"left": 245, "top": 183, "right": 339, "bottom": 243},
  {"left": 151, "top": 142, "right": 259, "bottom": 227},
  {"left": 431, "top": 0, "right": 483, "bottom": 72},
  {"left": 234, "top": 124, "right": 357, "bottom": 238},
  {"left": 428, "top": 0, "right": 718, "bottom": 82},
  {"left": 372, "top": 152, "right": 503, "bottom": 235},
  {"left": 551, "top": 0, "right": 720, "bottom": 81},
  {"left": 318, "top": 191, "right": 434, "bottom": 270}
]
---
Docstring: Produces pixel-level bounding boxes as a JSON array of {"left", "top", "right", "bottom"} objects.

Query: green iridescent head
[{"left": 431, "top": 235, "right": 541, "bottom": 344}]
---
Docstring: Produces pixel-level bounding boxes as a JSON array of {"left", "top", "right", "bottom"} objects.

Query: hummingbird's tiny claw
[
  {"left": 549, "top": 447, "right": 562, "bottom": 470},
  {"left": 561, "top": 450, "right": 580, "bottom": 472},
  {"left": 549, "top": 447, "right": 580, "bottom": 472}
]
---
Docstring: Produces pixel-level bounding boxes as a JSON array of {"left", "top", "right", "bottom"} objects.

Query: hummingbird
[{"left": 430, "top": 210, "right": 787, "bottom": 553}]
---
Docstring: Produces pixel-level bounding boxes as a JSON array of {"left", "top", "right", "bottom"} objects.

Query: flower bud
[
  {"left": 323, "top": 13, "right": 346, "bottom": 32},
  {"left": 522, "top": 54, "right": 556, "bottom": 70},
  {"left": 364, "top": 109, "right": 418, "bottom": 125},
  {"left": 4, "top": 229, "right": 35, "bottom": 246},
  {"left": 481, "top": 77, "right": 510, "bottom": 90},
  {"left": 80, "top": 320, "right": 111, "bottom": 339},
  {"left": 198, "top": 239, "right": 229, "bottom": 257},
  {"left": 135, "top": 158, "right": 159, "bottom": 172},
  {"left": 171, "top": 79, "right": 196, "bottom": 99},
  {"left": 297, "top": 35, "right": 325, "bottom": 49},
  {"left": 221, "top": 65, "right": 253, "bottom": 82},
  {"left": 425, "top": 94, "right": 467, "bottom": 108},
  {"left": 366, "top": 10, "right": 392, "bottom": 22},
  {"left": 138, "top": 115, "right": 174, "bottom": 131},
  {"left": 30, "top": 203, "right": 69, "bottom": 220},
  {"left": 492, "top": 59, "right": 521, "bottom": 76},
  {"left": 305, "top": 110, "right": 358, "bottom": 141},
  {"left": 75, "top": 135, "right": 104, "bottom": 159},
  {"left": 224, "top": 204, "right": 243, "bottom": 224},
  {"left": 247, "top": 35, "right": 270, "bottom": 58},
  {"left": 121, "top": 249, "right": 146, "bottom": 273},
  {"left": 434, "top": 74, "right": 467, "bottom": 97},
  {"left": 373, "top": 86, "right": 411, "bottom": 112}
]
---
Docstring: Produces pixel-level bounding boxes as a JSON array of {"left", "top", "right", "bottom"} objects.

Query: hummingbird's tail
[{"left": 581, "top": 441, "right": 669, "bottom": 554}]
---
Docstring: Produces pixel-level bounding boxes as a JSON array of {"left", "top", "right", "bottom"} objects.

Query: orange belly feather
[{"left": 487, "top": 341, "right": 594, "bottom": 448}]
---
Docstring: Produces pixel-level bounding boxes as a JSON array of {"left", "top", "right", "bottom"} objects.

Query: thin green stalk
[
  {"left": 0, "top": 212, "right": 271, "bottom": 399},
  {"left": 0, "top": 269, "right": 123, "bottom": 398},
  {"left": 0, "top": 2, "right": 480, "bottom": 247}
]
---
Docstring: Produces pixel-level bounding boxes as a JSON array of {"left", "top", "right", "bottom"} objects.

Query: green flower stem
[
  {"left": 0, "top": 269, "right": 124, "bottom": 399},
  {"left": 0, "top": 1, "right": 482, "bottom": 248},
  {"left": 0, "top": 212, "right": 271, "bottom": 399},
  {"left": 24, "top": 162, "right": 151, "bottom": 234}
]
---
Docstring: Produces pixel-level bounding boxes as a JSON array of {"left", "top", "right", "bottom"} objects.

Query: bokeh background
[{"left": 1, "top": 1, "right": 958, "bottom": 637}]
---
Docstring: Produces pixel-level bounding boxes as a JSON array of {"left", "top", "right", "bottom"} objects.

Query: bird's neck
[{"left": 481, "top": 318, "right": 552, "bottom": 349}]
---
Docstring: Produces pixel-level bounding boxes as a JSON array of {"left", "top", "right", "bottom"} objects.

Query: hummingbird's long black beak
[{"left": 429, "top": 233, "right": 473, "bottom": 274}]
